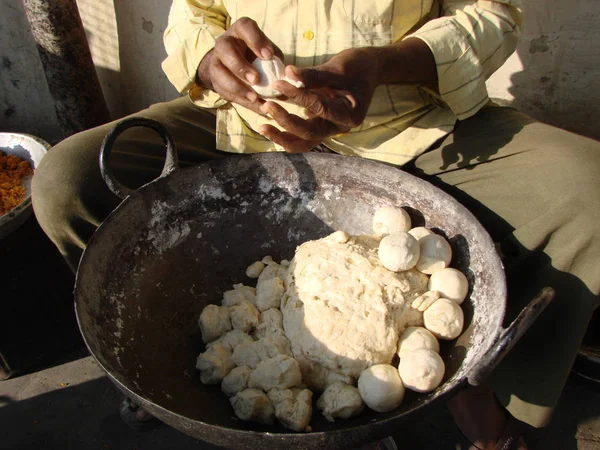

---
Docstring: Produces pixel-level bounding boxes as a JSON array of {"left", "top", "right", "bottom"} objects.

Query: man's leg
[
  {"left": 32, "top": 96, "right": 223, "bottom": 272},
  {"left": 408, "top": 106, "right": 600, "bottom": 440}
]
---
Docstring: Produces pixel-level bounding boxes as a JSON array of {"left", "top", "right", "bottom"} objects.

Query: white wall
[
  {"left": 1, "top": 0, "right": 598, "bottom": 144},
  {"left": 487, "top": 0, "right": 600, "bottom": 140}
]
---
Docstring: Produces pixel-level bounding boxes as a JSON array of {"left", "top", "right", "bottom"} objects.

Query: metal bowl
[{"left": 0, "top": 133, "right": 50, "bottom": 239}]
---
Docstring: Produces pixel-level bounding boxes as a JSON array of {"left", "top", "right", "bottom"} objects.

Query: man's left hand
[{"left": 258, "top": 48, "right": 379, "bottom": 153}]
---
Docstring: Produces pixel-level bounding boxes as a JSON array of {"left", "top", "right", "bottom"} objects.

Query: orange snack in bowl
[{"left": 0, "top": 151, "right": 33, "bottom": 215}]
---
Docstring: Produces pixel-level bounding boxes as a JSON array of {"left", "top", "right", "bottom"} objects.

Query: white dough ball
[
  {"left": 428, "top": 268, "right": 469, "bottom": 305},
  {"left": 251, "top": 57, "right": 304, "bottom": 98},
  {"left": 397, "top": 327, "right": 440, "bottom": 358},
  {"left": 373, "top": 206, "right": 412, "bottom": 236},
  {"left": 398, "top": 348, "right": 445, "bottom": 393},
  {"left": 408, "top": 227, "right": 434, "bottom": 241},
  {"left": 416, "top": 234, "right": 452, "bottom": 274},
  {"left": 357, "top": 364, "right": 405, "bottom": 412},
  {"left": 378, "top": 232, "right": 420, "bottom": 272},
  {"left": 423, "top": 298, "right": 464, "bottom": 340}
]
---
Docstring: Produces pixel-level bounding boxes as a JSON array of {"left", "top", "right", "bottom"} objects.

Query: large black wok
[{"left": 75, "top": 119, "right": 552, "bottom": 449}]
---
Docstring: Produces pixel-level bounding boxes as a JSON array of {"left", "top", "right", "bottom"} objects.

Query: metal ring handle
[
  {"left": 99, "top": 118, "right": 179, "bottom": 200},
  {"left": 468, "top": 286, "right": 555, "bottom": 386}
]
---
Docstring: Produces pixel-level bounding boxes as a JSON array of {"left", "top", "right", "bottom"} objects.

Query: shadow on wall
[
  {"left": 500, "top": 0, "right": 600, "bottom": 141},
  {"left": 77, "top": 0, "right": 178, "bottom": 121}
]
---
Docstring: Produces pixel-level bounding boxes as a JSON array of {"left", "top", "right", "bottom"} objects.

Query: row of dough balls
[
  {"left": 356, "top": 206, "right": 470, "bottom": 413},
  {"left": 373, "top": 206, "right": 468, "bottom": 341},
  {"left": 196, "top": 257, "right": 365, "bottom": 431}
]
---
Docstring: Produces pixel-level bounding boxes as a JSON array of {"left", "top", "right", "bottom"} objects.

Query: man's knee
[{"left": 32, "top": 127, "right": 109, "bottom": 247}]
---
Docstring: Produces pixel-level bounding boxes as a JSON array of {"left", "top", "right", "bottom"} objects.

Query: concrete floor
[{"left": 1, "top": 218, "right": 599, "bottom": 450}]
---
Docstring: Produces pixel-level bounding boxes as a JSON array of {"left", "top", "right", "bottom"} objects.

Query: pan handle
[
  {"left": 99, "top": 118, "right": 179, "bottom": 200},
  {"left": 467, "top": 286, "right": 555, "bottom": 386}
]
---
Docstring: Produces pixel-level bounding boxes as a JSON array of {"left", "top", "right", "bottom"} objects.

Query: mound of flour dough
[{"left": 281, "top": 234, "right": 428, "bottom": 378}]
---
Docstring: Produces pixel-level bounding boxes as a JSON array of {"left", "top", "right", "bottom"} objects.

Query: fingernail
[
  {"left": 261, "top": 48, "right": 272, "bottom": 59},
  {"left": 246, "top": 72, "right": 258, "bottom": 84},
  {"left": 260, "top": 102, "right": 272, "bottom": 114},
  {"left": 246, "top": 91, "right": 258, "bottom": 102},
  {"left": 290, "top": 65, "right": 301, "bottom": 76}
]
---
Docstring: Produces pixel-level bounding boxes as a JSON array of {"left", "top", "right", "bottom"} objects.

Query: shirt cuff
[
  {"left": 188, "top": 84, "right": 228, "bottom": 109},
  {"left": 408, "top": 19, "right": 489, "bottom": 120},
  {"left": 161, "top": 26, "right": 225, "bottom": 94}
]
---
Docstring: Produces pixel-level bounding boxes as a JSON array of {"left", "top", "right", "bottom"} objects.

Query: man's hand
[
  {"left": 258, "top": 47, "right": 379, "bottom": 153},
  {"left": 197, "top": 17, "right": 283, "bottom": 114},
  {"left": 257, "top": 39, "right": 437, "bottom": 153}
]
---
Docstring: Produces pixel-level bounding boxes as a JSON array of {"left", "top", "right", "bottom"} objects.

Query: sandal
[
  {"left": 463, "top": 416, "right": 527, "bottom": 450},
  {"left": 119, "top": 397, "right": 161, "bottom": 431}
]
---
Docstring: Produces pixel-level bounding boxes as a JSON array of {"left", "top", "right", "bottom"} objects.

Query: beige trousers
[{"left": 32, "top": 96, "right": 600, "bottom": 428}]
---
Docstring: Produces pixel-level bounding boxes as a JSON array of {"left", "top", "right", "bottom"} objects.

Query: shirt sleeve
[
  {"left": 161, "top": 0, "right": 229, "bottom": 96},
  {"left": 408, "top": 0, "right": 523, "bottom": 120}
]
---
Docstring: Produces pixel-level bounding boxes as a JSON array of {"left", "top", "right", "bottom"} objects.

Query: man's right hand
[{"left": 196, "top": 17, "right": 282, "bottom": 115}]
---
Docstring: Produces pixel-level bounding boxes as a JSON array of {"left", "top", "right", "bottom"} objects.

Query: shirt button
[{"left": 303, "top": 30, "right": 315, "bottom": 40}]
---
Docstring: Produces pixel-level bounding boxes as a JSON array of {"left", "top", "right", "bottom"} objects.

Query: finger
[
  {"left": 261, "top": 101, "right": 347, "bottom": 141},
  {"left": 271, "top": 80, "right": 357, "bottom": 127},
  {"left": 285, "top": 65, "right": 346, "bottom": 89},
  {"left": 212, "top": 61, "right": 266, "bottom": 114},
  {"left": 215, "top": 36, "right": 260, "bottom": 84},
  {"left": 231, "top": 17, "right": 274, "bottom": 60},
  {"left": 258, "top": 125, "right": 321, "bottom": 154}
]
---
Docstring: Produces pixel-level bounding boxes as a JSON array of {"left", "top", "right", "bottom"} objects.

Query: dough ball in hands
[
  {"left": 230, "top": 388, "right": 275, "bottom": 425},
  {"left": 357, "top": 364, "right": 405, "bottom": 413},
  {"left": 397, "top": 327, "right": 440, "bottom": 358},
  {"left": 416, "top": 234, "right": 452, "bottom": 274},
  {"left": 398, "top": 348, "right": 445, "bottom": 393},
  {"left": 408, "top": 227, "right": 434, "bottom": 241},
  {"left": 196, "top": 343, "right": 235, "bottom": 384},
  {"left": 378, "top": 232, "right": 420, "bottom": 272},
  {"left": 255, "top": 276, "right": 285, "bottom": 311},
  {"left": 198, "top": 305, "right": 231, "bottom": 344},
  {"left": 423, "top": 298, "right": 464, "bottom": 340},
  {"left": 268, "top": 388, "right": 313, "bottom": 432},
  {"left": 317, "top": 381, "right": 364, "bottom": 422},
  {"left": 428, "top": 268, "right": 469, "bottom": 305},
  {"left": 222, "top": 365, "right": 252, "bottom": 397},
  {"left": 373, "top": 206, "right": 412, "bottom": 236},
  {"left": 222, "top": 284, "right": 257, "bottom": 307},
  {"left": 246, "top": 261, "right": 266, "bottom": 279},
  {"left": 248, "top": 354, "right": 302, "bottom": 391},
  {"left": 229, "top": 300, "right": 260, "bottom": 332},
  {"left": 251, "top": 57, "right": 304, "bottom": 98}
]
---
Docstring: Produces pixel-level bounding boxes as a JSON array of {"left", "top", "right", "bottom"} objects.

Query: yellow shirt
[{"left": 162, "top": 0, "right": 522, "bottom": 166}]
